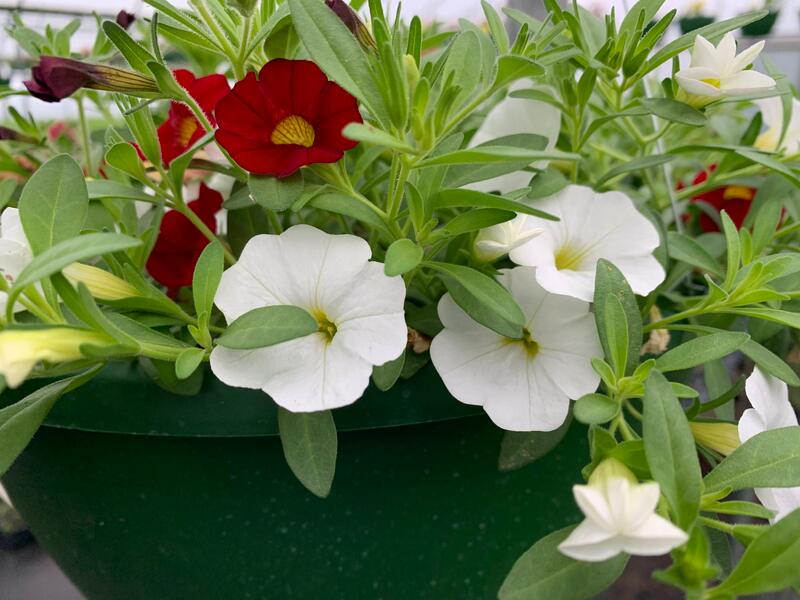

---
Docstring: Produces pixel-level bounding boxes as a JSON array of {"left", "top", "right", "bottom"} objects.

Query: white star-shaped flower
[
  {"left": 0, "top": 208, "right": 33, "bottom": 314},
  {"left": 508, "top": 185, "right": 665, "bottom": 302},
  {"left": 755, "top": 96, "right": 800, "bottom": 156},
  {"left": 430, "top": 266, "right": 601, "bottom": 432},
  {"left": 558, "top": 459, "right": 689, "bottom": 562},
  {"left": 676, "top": 33, "right": 775, "bottom": 100},
  {"left": 474, "top": 215, "right": 543, "bottom": 263},
  {"left": 739, "top": 367, "right": 800, "bottom": 523},
  {"left": 210, "top": 225, "right": 408, "bottom": 412}
]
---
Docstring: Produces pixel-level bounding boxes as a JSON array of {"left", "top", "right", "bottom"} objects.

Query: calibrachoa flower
[
  {"left": 739, "top": 367, "right": 800, "bottom": 522},
  {"left": 474, "top": 215, "right": 543, "bottom": 263},
  {"left": 681, "top": 165, "right": 756, "bottom": 233},
  {"left": 430, "top": 267, "right": 601, "bottom": 432},
  {"left": 146, "top": 183, "right": 223, "bottom": 295},
  {"left": 558, "top": 458, "right": 688, "bottom": 561},
  {"left": 0, "top": 328, "right": 111, "bottom": 388},
  {"left": 156, "top": 70, "right": 230, "bottom": 166},
  {"left": 468, "top": 84, "right": 561, "bottom": 194},
  {"left": 24, "top": 56, "right": 159, "bottom": 103},
  {"left": 756, "top": 96, "right": 800, "bottom": 156},
  {"left": 675, "top": 33, "right": 775, "bottom": 105},
  {"left": 509, "top": 186, "right": 665, "bottom": 302},
  {"left": 214, "top": 59, "right": 363, "bottom": 177},
  {"left": 0, "top": 208, "right": 33, "bottom": 315},
  {"left": 210, "top": 225, "right": 407, "bottom": 412}
]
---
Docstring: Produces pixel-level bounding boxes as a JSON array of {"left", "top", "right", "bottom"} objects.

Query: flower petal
[
  {"left": 744, "top": 367, "right": 797, "bottom": 432},
  {"left": 722, "top": 70, "right": 776, "bottom": 95},
  {"left": 558, "top": 520, "right": 622, "bottom": 562},
  {"left": 690, "top": 35, "right": 721, "bottom": 70},
  {"left": 730, "top": 40, "right": 765, "bottom": 75},
  {"left": 622, "top": 514, "right": 688, "bottom": 556},
  {"left": 573, "top": 484, "right": 614, "bottom": 530}
]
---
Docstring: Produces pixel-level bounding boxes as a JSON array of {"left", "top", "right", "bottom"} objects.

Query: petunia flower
[
  {"left": 467, "top": 84, "right": 561, "bottom": 194},
  {"left": 24, "top": 56, "right": 159, "bottom": 103},
  {"left": 214, "top": 59, "right": 363, "bottom": 177},
  {"left": 675, "top": 33, "right": 775, "bottom": 105},
  {"left": 430, "top": 266, "right": 601, "bottom": 432},
  {"left": 155, "top": 69, "right": 230, "bottom": 166},
  {"left": 681, "top": 165, "right": 756, "bottom": 233},
  {"left": 755, "top": 96, "right": 800, "bottom": 156},
  {"left": 508, "top": 185, "right": 665, "bottom": 302},
  {"left": 146, "top": 183, "right": 223, "bottom": 295},
  {"left": 0, "top": 208, "right": 34, "bottom": 315},
  {"left": 0, "top": 328, "right": 112, "bottom": 388},
  {"left": 209, "top": 225, "right": 408, "bottom": 412},
  {"left": 739, "top": 367, "right": 800, "bottom": 523},
  {"left": 558, "top": 458, "right": 689, "bottom": 562},
  {"left": 474, "top": 215, "right": 543, "bottom": 263}
]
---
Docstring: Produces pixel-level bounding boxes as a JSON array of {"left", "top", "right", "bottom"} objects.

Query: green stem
[
  {"left": 175, "top": 203, "right": 237, "bottom": 265},
  {"left": 698, "top": 516, "right": 735, "bottom": 535},
  {"left": 191, "top": 0, "right": 239, "bottom": 70},
  {"left": 644, "top": 306, "right": 704, "bottom": 332},
  {"left": 235, "top": 16, "right": 253, "bottom": 78},
  {"left": 76, "top": 95, "right": 94, "bottom": 175}
]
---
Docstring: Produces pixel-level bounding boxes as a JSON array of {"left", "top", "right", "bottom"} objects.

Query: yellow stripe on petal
[{"left": 271, "top": 115, "right": 316, "bottom": 148}]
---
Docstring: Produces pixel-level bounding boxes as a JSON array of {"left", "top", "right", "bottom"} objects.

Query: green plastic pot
[
  {"left": 679, "top": 15, "right": 715, "bottom": 34},
  {"left": 741, "top": 11, "right": 779, "bottom": 37},
  {"left": 1, "top": 362, "right": 588, "bottom": 599}
]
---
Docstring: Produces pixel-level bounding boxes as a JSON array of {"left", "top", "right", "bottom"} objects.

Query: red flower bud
[
  {"left": 325, "top": 0, "right": 376, "bottom": 50},
  {"left": 0, "top": 126, "right": 37, "bottom": 144},
  {"left": 24, "top": 56, "right": 158, "bottom": 103},
  {"left": 116, "top": 10, "right": 136, "bottom": 30}
]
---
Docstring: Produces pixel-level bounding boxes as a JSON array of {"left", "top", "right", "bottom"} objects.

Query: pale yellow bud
[
  {"left": 588, "top": 457, "right": 637, "bottom": 490},
  {"left": 690, "top": 422, "right": 741, "bottom": 456},
  {"left": 0, "top": 328, "right": 111, "bottom": 388},
  {"left": 403, "top": 54, "right": 420, "bottom": 92},
  {"left": 63, "top": 263, "right": 140, "bottom": 301}
]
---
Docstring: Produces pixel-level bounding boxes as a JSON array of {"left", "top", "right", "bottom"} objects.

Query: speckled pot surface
[{"left": 1, "top": 362, "right": 587, "bottom": 599}]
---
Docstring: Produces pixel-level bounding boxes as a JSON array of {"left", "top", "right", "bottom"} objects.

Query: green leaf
[
  {"left": 146, "top": 61, "right": 186, "bottom": 99},
  {"left": 86, "top": 180, "right": 154, "bottom": 203},
  {"left": 643, "top": 370, "right": 702, "bottom": 529},
  {"left": 278, "top": 408, "right": 337, "bottom": 498},
  {"left": 720, "top": 211, "right": 741, "bottom": 290},
  {"left": 499, "top": 526, "right": 629, "bottom": 600},
  {"left": 594, "top": 260, "right": 642, "bottom": 376},
  {"left": 442, "top": 208, "right": 515, "bottom": 237},
  {"left": 288, "top": 0, "right": 389, "bottom": 128},
  {"left": 574, "top": 393, "right": 619, "bottom": 425},
  {"left": 18, "top": 154, "right": 88, "bottom": 255},
  {"left": 342, "top": 123, "right": 415, "bottom": 153},
  {"left": 371, "top": 351, "right": 406, "bottom": 392},
  {"left": 175, "top": 347, "right": 205, "bottom": 380},
  {"left": 7, "top": 233, "right": 142, "bottom": 319},
  {"left": 0, "top": 366, "right": 102, "bottom": 476},
  {"left": 750, "top": 197, "right": 783, "bottom": 258},
  {"left": 491, "top": 56, "right": 544, "bottom": 91},
  {"left": 704, "top": 428, "right": 800, "bottom": 494},
  {"left": 603, "top": 295, "right": 629, "bottom": 379},
  {"left": 723, "top": 307, "right": 800, "bottom": 330},
  {"left": 737, "top": 148, "right": 800, "bottom": 188},
  {"left": 216, "top": 305, "right": 319, "bottom": 350},
  {"left": 417, "top": 146, "right": 579, "bottom": 168},
  {"left": 309, "top": 192, "right": 387, "bottom": 232},
  {"left": 704, "top": 500, "right": 775, "bottom": 520},
  {"left": 384, "top": 239, "right": 423, "bottom": 277},
  {"left": 596, "top": 155, "right": 675, "bottom": 188},
  {"left": 637, "top": 97, "right": 705, "bottom": 126},
  {"left": 714, "top": 508, "right": 800, "bottom": 596},
  {"left": 482, "top": 0, "right": 509, "bottom": 53},
  {"left": 105, "top": 143, "right": 149, "bottom": 184},
  {"left": 102, "top": 21, "right": 157, "bottom": 73},
  {"left": 498, "top": 417, "right": 573, "bottom": 472},
  {"left": 667, "top": 232, "right": 723, "bottom": 276},
  {"left": 425, "top": 262, "right": 525, "bottom": 339},
  {"left": 192, "top": 241, "right": 224, "bottom": 328},
  {"left": 434, "top": 189, "right": 558, "bottom": 221},
  {"left": 248, "top": 172, "right": 304, "bottom": 212},
  {"left": 741, "top": 339, "right": 800, "bottom": 387},
  {"left": 656, "top": 333, "right": 749, "bottom": 373}
]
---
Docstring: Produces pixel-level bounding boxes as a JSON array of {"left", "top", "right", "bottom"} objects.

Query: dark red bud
[
  {"left": 116, "top": 10, "right": 136, "bottom": 30},
  {"left": 324, "top": 0, "right": 376, "bottom": 50}
]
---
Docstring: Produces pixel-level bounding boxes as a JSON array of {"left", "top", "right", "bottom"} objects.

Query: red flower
[
  {"left": 214, "top": 59, "right": 362, "bottom": 177},
  {"left": 681, "top": 165, "right": 757, "bottom": 233},
  {"left": 156, "top": 70, "right": 230, "bottom": 166},
  {"left": 146, "top": 183, "right": 223, "bottom": 295}
]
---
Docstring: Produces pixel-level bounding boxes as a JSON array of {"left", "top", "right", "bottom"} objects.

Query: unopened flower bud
[
  {"left": 115, "top": 10, "right": 136, "bottom": 29},
  {"left": 0, "top": 126, "right": 37, "bottom": 145},
  {"left": 474, "top": 215, "right": 543, "bottom": 263},
  {"left": 63, "top": 263, "right": 140, "bottom": 301},
  {"left": 0, "top": 327, "right": 112, "bottom": 388},
  {"left": 690, "top": 422, "right": 741, "bottom": 456},
  {"left": 325, "top": 0, "right": 376, "bottom": 50},
  {"left": 24, "top": 56, "right": 159, "bottom": 103},
  {"left": 403, "top": 54, "right": 420, "bottom": 92}
]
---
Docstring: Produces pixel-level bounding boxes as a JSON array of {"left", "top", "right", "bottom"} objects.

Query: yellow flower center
[
  {"left": 314, "top": 311, "right": 338, "bottom": 342},
  {"left": 554, "top": 243, "right": 590, "bottom": 271},
  {"left": 521, "top": 327, "right": 540, "bottom": 357},
  {"left": 177, "top": 116, "right": 199, "bottom": 147},
  {"left": 700, "top": 78, "right": 721, "bottom": 89},
  {"left": 723, "top": 186, "right": 755, "bottom": 202},
  {"left": 271, "top": 115, "right": 316, "bottom": 148}
]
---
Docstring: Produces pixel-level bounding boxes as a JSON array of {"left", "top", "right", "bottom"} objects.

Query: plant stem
[
  {"left": 76, "top": 95, "right": 94, "bottom": 175},
  {"left": 175, "top": 203, "right": 237, "bottom": 265},
  {"left": 191, "top": 0, "right": 239, "bottom": 71}
]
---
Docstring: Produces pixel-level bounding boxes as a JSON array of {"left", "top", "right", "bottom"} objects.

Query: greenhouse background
[{"left": 2, "top": 0, "right": 800, "bottom": 598}]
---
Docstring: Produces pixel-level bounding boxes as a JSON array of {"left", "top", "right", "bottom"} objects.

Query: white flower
[
  {"left": 430, "top": 267, "right": 601, "bottom": 432},
  {"left": 474, "top": 215, "right": 543, "bottom": 263},
  {"left": 468, "top": 83, "right": 562, "bottom": 194},
  {"left": 210, "top": 225, "right": 408, "bottom": 412},
  {"left": 755, "top": 96, "right": 800, "bottom": 155},
  {"left": 0, "top": 483, "right": 11, "bottom": 507},
  {"left": 558, "top": 458, "right": 689, "bottom": 562},
  {"left": 508, "top": 185, "right": 665, "bottom": 302},
  {"left": 739, "top": 367, "right": 800, "bottom": 523},
  {"left": 0, "top": 208, "right": 33, "bottom": 314},
  {"left": 675, "top": 33, "right": 775, "bottom": 100}
]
